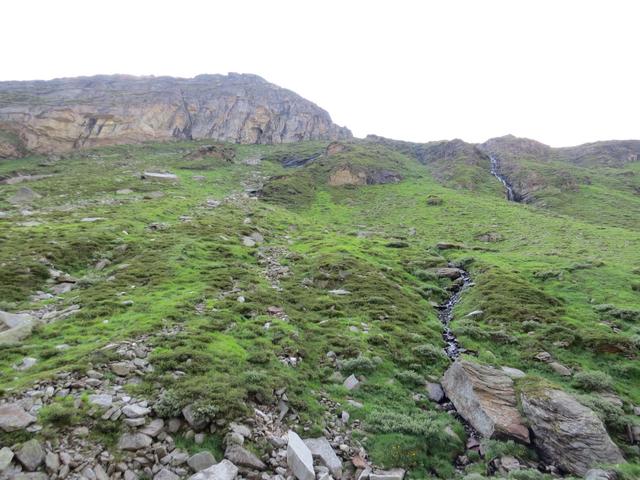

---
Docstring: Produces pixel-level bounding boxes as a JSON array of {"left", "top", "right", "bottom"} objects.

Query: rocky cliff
[{"left": 0, "top": 74, "right": 351, "bottom": 157}]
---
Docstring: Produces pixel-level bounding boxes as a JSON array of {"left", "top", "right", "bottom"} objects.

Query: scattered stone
[
  {"left": 347, "top": 399, "right": 363, "bottom": 408},
  {"left": 464, "top": 310, "right": 484, "bottom": 319},
  {"left": 441, "top": 360, "right": 530, "bottom": 443},
  {"left": 123, "top": 404, "right": 152, "bottom": 418},
  {"left": 117, "top": 188, "right": 133, "bottom": 194},
  {"left": 189, "top": 459, "right": 238, "bottom": 480},
  {"left": 435, "top": 267, "right": 465, "bottom": 279},
  {"left": 13, "top": 356, "right": 37, "bottom": 370},
  {"left": 183, "top": 404, "right": 208, "bottom": 430},
  {"left": 9, "top": 187, "right": 41, "bottom": 205},
  {"left": 304, "top": 437, "right": 343, "bottom": 478},
  {"left": 329, "top": 289, "right": 351, "bottom": 296},
  {"left": 89, "top": 394, "right": 113, "bottom": 408},
  {"left": 426, "top": 382, "right": 445, "bottom": 403},
  {"left": 369, "top": 469, "right": 405, "bottom": 480},
  {"left": 16, "top": 439, "right": 45, "bottom": 471},
  {"left": 117, "top": 433, "right": 153, "bottom": 451},
  {"left": 141, "top": 418, "right": 165, "bottom": 437},
  {"left": 549, "top": 362, "right": 572, "bottom": 376},
  {"left": 287, "top": 431, "right": 314, "bottom": 480},
  {"left": 142, "top": 172, "right": 179, "bottom": 181},
  {"left": 188, "top": 452, "right": 216, "bottom": 472},
  {"left": 80, "top": 217, "right": 105, "bottom": 222},
  {"left": 224, "top": 444, "right": 266, "bottom": 470},
  {"left": 111, "top": 362, "right": 133, "bottom": 376},
  {"left": 45, "top": 451, "right": 60, "bottom": 473},
  {"left": 436, "top": 242, "right": 463, "bottom": 250},
  {"left": 0, "top": 447, "right": 14, "bottom": 471},
  {"left": 0, "top": 403, "right": 37, "bottom": 431},
  {"left": 155, "top": 468, "right": 179, "bottom": 480},
  {"left": 51, "top": 282, "right": 75, "bottom": 295},
  {"left": 534, "top": 351, "right": 552, "bottom": 362},
  {"left": 520, "top": 387, "right": 624, "bottom": 475},
  {"left": 343, "top": 374, "right": 360, "bottom": 391}
]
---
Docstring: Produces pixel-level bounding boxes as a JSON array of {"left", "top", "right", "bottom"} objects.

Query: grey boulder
[
  {"left": 0, "top": 403, "right": 37, "bottom": 432},
  {"left": 16, "top": 439, "right": 45, "bottom": 471},
  {"left": 189, "top": 459, "right": 238, "bottom": 480},
  {"left": 188, "top": 451, "right": 217, "bottom": 472},
  {"left": 521, "top": 388, "right": 624, "bottom": 475},
  {"left": 224, "top": 444, "right": 266, "bottom": 470},
  {"left": 442, "top": 360, "right": 530, "bottom": 443},
  {"left": 117, "top": 433, "right": 153, "bottom": 451},
  {"left": 303, "top": 437, "right": 342, "bottom": 478},
  {"left": 287, "top": 431, "right": 314, "bottom": 480}
]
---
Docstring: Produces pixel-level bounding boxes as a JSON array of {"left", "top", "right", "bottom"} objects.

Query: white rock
[
  {"left": 343, "top": 374, "right": 360, "bottom": 390},
  {"left": 286, "top": 431, "right": 314, "bottom": 480},
  {"left": 89, "top": 394, "right": 113, "bottom": 408}
]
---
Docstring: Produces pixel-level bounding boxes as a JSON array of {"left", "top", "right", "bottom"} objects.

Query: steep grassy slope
[{"left": 0, "top": 140, "right": 638, "bottom": 478}]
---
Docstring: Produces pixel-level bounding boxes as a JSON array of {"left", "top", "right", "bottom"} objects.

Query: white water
[{"left": 489, "top": 155, "right": 517, "bottom": 201}]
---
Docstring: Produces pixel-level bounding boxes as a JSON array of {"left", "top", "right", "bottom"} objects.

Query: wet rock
[
  {"left": 303, "top": 437, "right": 342, "bottom": 478},
  {"left": 224, "top": 444, "right": 266, "bottom": 470},
  {"left": 343, "top": 374, "right": 360, "bottom": 391},
  {"left": 189, "top": 459, "right": 238, "bottom": 480},
  {"left": 426, "top": 382, "right": 445, "bottom": 403},
  {"left": 0, "top": 403, "right": 37, "bottom": 431},
  {"left": 118, "top": 432, "right": 153, "bottom": 451},
  {"left": 16, "top": 439, "right": 45, "bottom": 471},
  {"left": 188, "top": 452, "right": 216, "bottom": 472},
  {"left": 287, "top": 431, "right": 314, "bottom": 480},
  {"left": 520, "top": 387, "right": 624, "bottom": 475},
  {"left": 435, "top": 267, "right": 465, "bottom": 279},
  {"left": 0, "top": 447, "right": 14, "bottom": 471},
  {"left": 441, "top": 360, "right": 530, "bottom": 443}
]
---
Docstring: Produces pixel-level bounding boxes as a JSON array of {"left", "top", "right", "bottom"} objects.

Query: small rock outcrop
[
  {"left": 441, "top": 360, "right": 530, "bottom": 443},
  {"left": 0, "top": 403, "right": 37, "bottom": 432},
  {"left": 328, "top": 165, "right": 402, "bottom": 187},
  {"left": 520, "top": 387, "right": 624, "bottom": 475}
]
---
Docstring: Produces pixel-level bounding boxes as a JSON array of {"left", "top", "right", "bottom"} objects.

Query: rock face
[
  {"left": 0, "top": 73, "right": 351, "bottom": 158},
  {"left": 520, "top": 388, "right": 624, "bottom": 475},
  {"left": 441, "top": 360, "right": 530, "bottom": 443}
]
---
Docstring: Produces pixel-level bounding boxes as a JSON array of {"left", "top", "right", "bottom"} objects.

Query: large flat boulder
[
  {"left": 441, "top": 360, "right": 529, "bottom": 443},
  {"left": 0, "top": 403, "right": 37, "bottom": 432},
  {"left": 520, "top": 388, "right": 625, "bottom": 475}
]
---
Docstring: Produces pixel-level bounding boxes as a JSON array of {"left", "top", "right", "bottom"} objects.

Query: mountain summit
[{"left": 0, "top": 73, "right": 352, "bottom": 157}]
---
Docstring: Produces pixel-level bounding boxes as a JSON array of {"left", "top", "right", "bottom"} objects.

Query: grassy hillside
[{"left": 0, "top": 140, "right": 638, "bottom": 478}]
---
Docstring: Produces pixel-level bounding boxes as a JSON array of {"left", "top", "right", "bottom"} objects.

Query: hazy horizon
[{"left": 3, "top": 0, "right": 639, "bottom": 148}]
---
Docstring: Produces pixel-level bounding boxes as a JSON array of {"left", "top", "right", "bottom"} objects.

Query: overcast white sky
[{"left": 2, "top": 0, "right": 638, "bottom": 146}]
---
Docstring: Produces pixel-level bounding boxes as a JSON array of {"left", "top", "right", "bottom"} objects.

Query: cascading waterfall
[{"left": 489, "top": 155, "right": 517, "bottom": 201}]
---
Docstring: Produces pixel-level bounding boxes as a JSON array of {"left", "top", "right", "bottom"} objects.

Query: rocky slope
[{"left": 0, "top": 74, "right": 351, "bottom": 157}]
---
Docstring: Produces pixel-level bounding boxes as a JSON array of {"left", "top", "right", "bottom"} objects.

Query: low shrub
[{"left": 573, "top": 370, "right": 614, "bottom": 392}]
